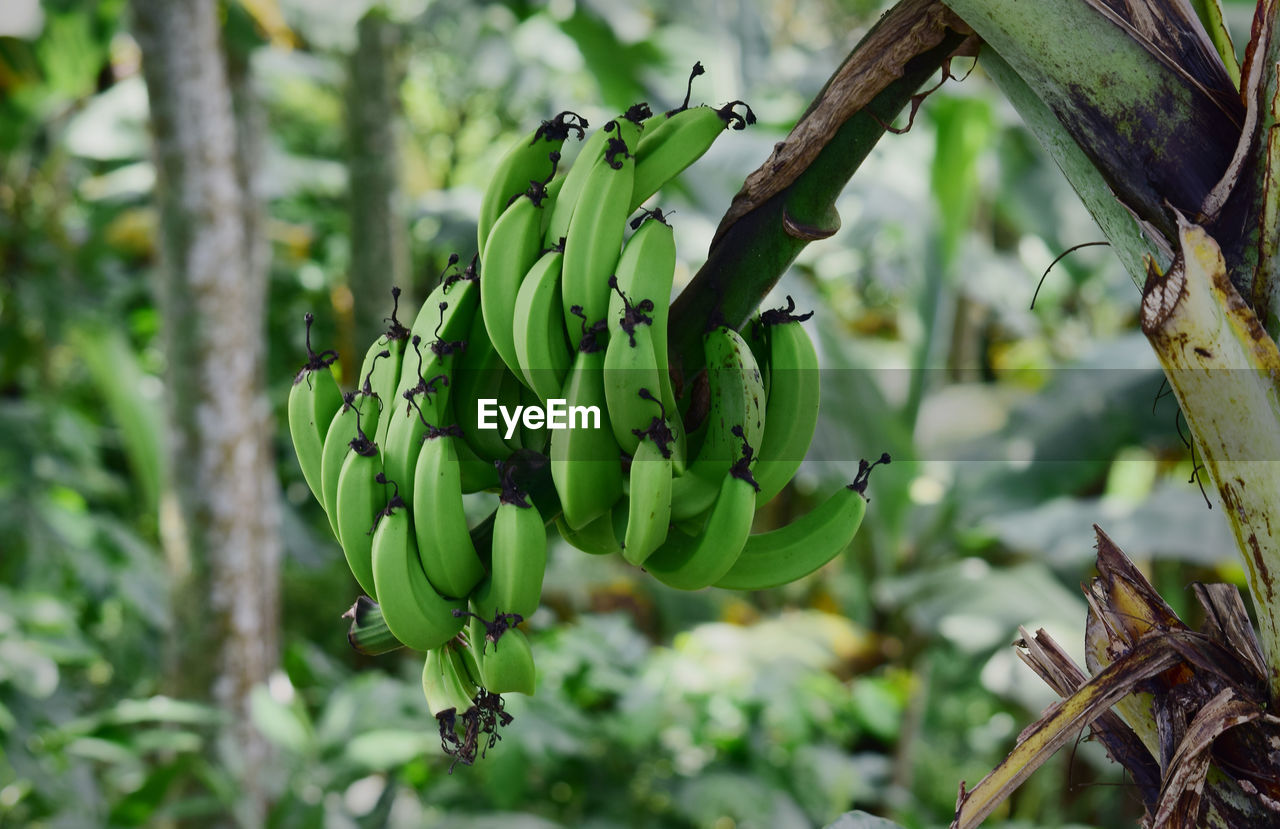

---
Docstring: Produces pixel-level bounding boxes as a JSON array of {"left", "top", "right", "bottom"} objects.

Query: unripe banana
[
  {"left": 482, "top": 163, "right": 558, "bottom": 375},
  {"left": 370, "top": 288, "right": 413, "bottom": 452},
  {"left": 413, "top": 427, "right": 486, "bottom": 599},
  {"left": 288, "top": 313, "right": 343, "bottom": 510},
  {"left": 496, "top": 367, "right": 530, "bottom": 451},
  {"left": 320, "top": 390, "right": 374, "bottom": 538},
  {"left": 554, "top": 497, "right": 626, "bottom": 555},
  {"left": 333, "top": 409, "right": 385, "bottom": 598},
  {"left": 489, "top": 467, "right": 547, "bottom": 620},
  {"left": 550, "top": 314, "right": 624, "bottom": 530},
  {"left": 602, "top": 279, "right": 662, "bottom": 454},
  {"left": 702, "top": 325, "right": 767, "bottom": 464},
  {"left": 544, "top": 104, "right": 646, "bottom": 248},
  {"left": 608, "top": 210, "right": 678, "bottom": 414},
  {"left": 453, "top": 637, "right": 485, "bottom": 695},
  {"left": 352, "top": 343, "right": 392, "bottom": 447},
  {"left": 453, "top": 308, "right": 515, "bottom": 463},
  {"left": 644, "top": 429, "right": 759, "bottom": 590},
  {"left": 478, "top": 111, "right": 587, "bottom": 257},
  {"left": 422, "top": 643, "right": 476, "bottom": 718},
  {"left": 478, "top": 626, "right": 536, "bottom": 696},
  {"left": 517, "top": 381, "right": 549, "bottom": 453},
  {"left": 453, "top": 427, "right": 502, "bottom": 493},
  {"left": 668, "top": 326, "right": 766, "bottom": 521},
  {"left": 630, "top": 100, "right": 754, "bottom": 211},
  {"left": 752, "top": 298, "right": 821, "bottom": 504},
  {"left": 744, "top": 315, "right": 772, "bottom": 398},
  {"left": 561, "top": 107, "right": 649, "bottom": 350},
  {"left": 622, "top": 427, "right": 674, "bottom": 567},
  {"left": 512, "top": 248, "right": 573, "bottom": 402},
  {"left": 714, "top": 454, "right": 888, "bottom": 590},
  {"left": 370, "top": 481, "right": 466, "bottom": 651},
  {"left": 396, "top": 254, "right": 479, "bottom": 422},
  {"left": 381, "top": 336, "right": 451, "bottom": 506}
]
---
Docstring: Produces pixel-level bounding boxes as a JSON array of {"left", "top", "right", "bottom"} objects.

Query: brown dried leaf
[
  {"left": 951, "top": 633, "right": 1181, "bottom": 829},
  {"left": 1154, "top": 689, "right": 1264, "bottom": 826},
  {"left": 1193, "top": 583, "right": 1269, "bottom": 685}
]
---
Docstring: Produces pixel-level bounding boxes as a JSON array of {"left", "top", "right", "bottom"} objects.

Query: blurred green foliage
[{"left": 0, "top": 0, "right": 1254, "bottom": 826}]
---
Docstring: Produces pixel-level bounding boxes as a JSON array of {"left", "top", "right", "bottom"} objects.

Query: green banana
[
  {"left": 544, "top": 106, "right": 643, "bottom": 248},
  {"left": 333, "top": 407, "right": 385, "bottom": 598},
  {"left": 478, "top": 626, "right": 536, "bottom": 696},
  {"left": 622, "top": 425, "right": 674, "bottom": 567},
  {"left": 714, "top": 454, "right": 888, "bottom": 590},
  {"left": 453, "top": 307, "right": 515, "bottom": 463},
  {"left": 489, "top": 466, "right": 547, "bottom": 620},
  {"left": 319, "top": 390, "right": 372, "bottom": 538},
  {"left": 517, "top": 380, "right": 548, "bottom": 453},
  {"left": 744, "top": 315, "right": 771, "bottom": 398},
  {"left": 702, "top": 325, "right": 767, "bottom": 463},
  {"left": 422, "top": 642, "right": 477, "bottom": 718},
  {"left": 602, "top": 277, "right": 663, "bottom": 454},
  {"left": 370, "top": 288, "right": 412, "bottom": 453},
  {"left": 370, "top": 479, "right": 466, "bottom": 651},
  {"left": 481, "top": 160, "right": 559, "bottom": 375},
  {"left": 555, "top": 496, "right": 627, "bottom": 555},
  {"left": 478, "top": 111, "right": 586, "bottom": 257},
  {"left": 631, "top": 100, "right": 754, "bottom": 211},
  {"left": 397, "top": 254, "right": 480, "bottom": 421},
  {"left": 381, "top": 336, "right": 449, "bottom": 506},
  {"left": 453, "top": 427, "right": 502, "bottom": 493},
  {"left": 413, "top": 426, "right": 485, "bottom": 599},
  {"left": 608, "top": 210, "right": 677, "bottom": 409},
  {"left": 512, "top": 248, "right": 572, "bottom": 402},
  {"left": 752, "top": 298, "right": 821, "bottom": 504},
  {"left": 496, "top": 366, "right": 530, "bottom": 451},
  {"left": 550, "top": 313, "right": 624, "bottom": 530},
  {"left": 288, "top": 313, "right": 343, "bottom": 509},
  {"left": 669, "top": 325, "right": 766, "bottom": 521},
  {"left": 381, "top": 261, "right": 477, "bottom": 504},
  {"left": 561, "top": 107, "right": 649, "bottom": 350},
  {"left": 643, "top": 429, "right": 759, "bottom": 590},
  {"left": 351, "top": 344, "right": 391, "bottom": 449}
]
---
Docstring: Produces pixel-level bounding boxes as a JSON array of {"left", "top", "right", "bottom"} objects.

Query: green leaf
[
  {"left": 945, "top": 0, "right": 1240, "bottom": 251},
  {"left": 344, "top": 729, "right": 433, "bottom": 770},
  {"left": 249, "top": 686, "right": 312, "bottom": 754},
  {"left": 103, "top": 695, "right": 223, "bottom": 727},
  {"left": 824, "top": 811, "right": 908, "bottom": 829}
]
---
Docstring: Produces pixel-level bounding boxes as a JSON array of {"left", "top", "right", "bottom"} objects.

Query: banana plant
[{"left": 672, "top": 0, "right": 1280, "bottom": 825}]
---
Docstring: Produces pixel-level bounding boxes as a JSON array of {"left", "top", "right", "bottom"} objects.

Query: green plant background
[{"left": 0, "top": 0, "right": 1260, "bottom": 826}]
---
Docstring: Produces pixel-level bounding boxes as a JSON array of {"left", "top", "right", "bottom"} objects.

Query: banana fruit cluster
[{"left": 287, "top": 65, "right": 888, "bottom": 766}]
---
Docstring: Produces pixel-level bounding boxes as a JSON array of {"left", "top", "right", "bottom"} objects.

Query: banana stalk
[
  {"left": 942, "top": 0, "right": 1240, "bottom": 257},
  {"left": 1141, "top": 218, "right": 1280, "bottom": 696},
  {"left": 667, "top": 1, "right": 969, "bottom": 384}
]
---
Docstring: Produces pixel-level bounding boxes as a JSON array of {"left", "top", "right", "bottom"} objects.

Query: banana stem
[
  {"left": 667, "top": 0, "right": 969, "bottom": 389},
  {"left": 1142, "top": 219, "right": 1280, "bottom": 700}
]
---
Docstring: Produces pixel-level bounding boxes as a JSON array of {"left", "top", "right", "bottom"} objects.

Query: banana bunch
[{"left": 286, "top": 63, "right": 892, "bottom": 767}]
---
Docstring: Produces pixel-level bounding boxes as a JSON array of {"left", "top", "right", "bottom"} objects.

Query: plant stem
[
  {"left": 1142, "top": 219, "right": 1280, "bottom": 699},
  {"left": 668, "top": 0, "right": 970, "bottom": 386}
]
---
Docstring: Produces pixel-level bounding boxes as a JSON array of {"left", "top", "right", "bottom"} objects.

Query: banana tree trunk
[
  {"left": 347, "top": 7, "right": 410, "bottom": 351},
  {"left": 132, "top": 0, "right": 281, "bottom": 822}
]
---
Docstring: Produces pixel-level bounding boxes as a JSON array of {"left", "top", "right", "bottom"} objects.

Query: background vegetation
[{"left": 0, "top": 0, "right": 1259, "bottom": 826}]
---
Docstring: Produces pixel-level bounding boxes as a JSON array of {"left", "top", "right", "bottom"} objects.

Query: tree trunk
[
  {"left": 132, "top": 0, "right": 281, "bottom": 823},
  {"left": 347, "top": 7, "right": 410, "bottom": 349}
]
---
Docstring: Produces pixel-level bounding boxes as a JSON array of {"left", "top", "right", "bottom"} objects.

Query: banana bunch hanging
[{"left": 288, "top": 64, "right": 888, "bottom": 767}]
